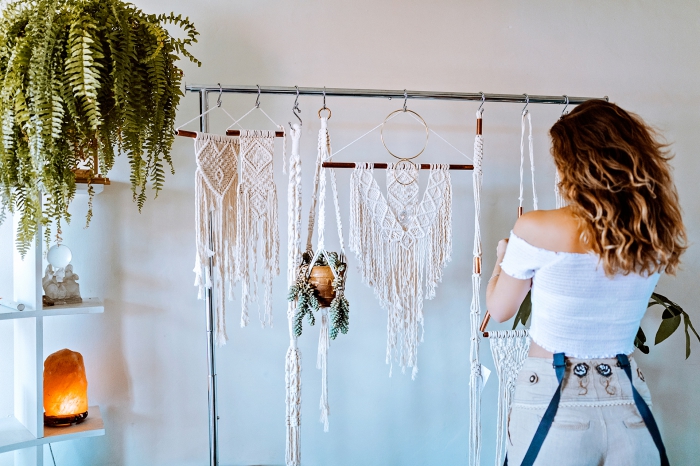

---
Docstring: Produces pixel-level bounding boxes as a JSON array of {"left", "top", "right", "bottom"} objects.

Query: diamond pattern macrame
[
  {"left": 350, "top": 163, "right": 452, "bottom": 378},
  {"left": 193, "top": 133, "right": 240, "bottom": 345},
  {"left": 236, "top": 130, "right": 280, "bottom": 328}
]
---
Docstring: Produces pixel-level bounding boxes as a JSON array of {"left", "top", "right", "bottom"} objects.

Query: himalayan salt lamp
[{"left": 43, "top": 349, "right": 88, "bottom": 426}]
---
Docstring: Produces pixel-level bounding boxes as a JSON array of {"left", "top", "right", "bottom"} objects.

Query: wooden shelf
[
  {"left": 0, "top": 298, "right": 104, "bottom": 321},
  {"left": 0, "top": 406, "right": 105, "bottom": 454}
]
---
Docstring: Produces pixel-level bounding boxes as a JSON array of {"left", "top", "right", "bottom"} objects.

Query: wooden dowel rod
[
  {"left": 322, "top": 162, "right": 473, "bottom": 170},
  {"left": 226, "top": 130, "right": 285, "bottom": 137},
  {"left": 480, "top": 311, "right": 491, "bottom": 333},
  {"left": 176, "top": 129, "right": 198, "bottom": 138},
  {"left": 176, "top": 129, "right": 285, "bottom": 138}
]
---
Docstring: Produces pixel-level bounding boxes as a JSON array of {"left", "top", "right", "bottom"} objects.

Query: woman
[{"left": 486, "top": 99, "right": 686, "bottom": 466}]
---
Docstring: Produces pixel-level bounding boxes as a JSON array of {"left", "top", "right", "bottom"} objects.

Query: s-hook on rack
[{"left": 182, "top": 83, "right": 607, "bottom": 466}]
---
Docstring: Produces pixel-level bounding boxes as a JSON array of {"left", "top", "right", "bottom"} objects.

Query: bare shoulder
[{"left": 513, "top": 208, "right": 588, "bottom": 253}]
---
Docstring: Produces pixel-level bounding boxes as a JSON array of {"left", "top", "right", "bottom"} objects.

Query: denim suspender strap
[
  {"left": 516, "top": 352, "right": 567, "bottom": 466},
  {"left": 616, "top": 354, "right": 670, "bottom": 466}
]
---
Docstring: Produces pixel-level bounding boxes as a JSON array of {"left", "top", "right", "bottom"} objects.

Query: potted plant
[
  {"left": 288, "top": 250, "right": 350, "bottom": 340},
  {"left": 0, "top": 0, "right": 200, "bottom": 254}
]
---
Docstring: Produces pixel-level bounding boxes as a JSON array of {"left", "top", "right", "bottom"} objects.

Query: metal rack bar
[
  {"left": 322, "top": 162, "right": 473, "bottom": 170},
  {"left": 186, "top": 84, "right": 606, "bottom": 105},
  {"left": 199, "top": 90, "right": 220, "bottom": 466}
]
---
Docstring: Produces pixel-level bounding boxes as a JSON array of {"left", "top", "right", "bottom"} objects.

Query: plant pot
[{"left": 309, "top": 266, "right": 337, "bottom": 307}]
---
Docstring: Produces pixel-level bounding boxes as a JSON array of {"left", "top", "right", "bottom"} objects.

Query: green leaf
[
  {"left": 655, "top": 312, "right": 681, "bottom": 345},
  {"left": 512, "top": 290, "right": 532, "bottom": 330},
  {"left": 634, "top": 327, "right": 649, "bottom": 354}
]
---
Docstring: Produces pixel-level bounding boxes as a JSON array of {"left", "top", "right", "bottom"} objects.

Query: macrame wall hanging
[
  {"left": 489, "top": 329, "right": 530, "bottom": 466},
  {"left": 349, "top": 157, "right": 452, "bottom": 379},
  {"left": 236, "top": 129, "right": 283, "bottom": 328},
  {"left": 285, "top": 123, "right": 303, "bottom": 466},
  {"left": 193, "top": 132, "right": 240, "bottom": 345},
  {"left": 288, "top": 114, "right": 350, "bottom": 438}
]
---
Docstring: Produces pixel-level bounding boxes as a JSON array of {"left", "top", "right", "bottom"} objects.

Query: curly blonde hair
[{"left": 550, "top": 99, "right": 686, "bottom": 276}]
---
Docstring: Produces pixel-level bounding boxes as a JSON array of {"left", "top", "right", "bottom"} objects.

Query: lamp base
[{"left": 44, "top": 411, "right": 88, "bottom": 427}]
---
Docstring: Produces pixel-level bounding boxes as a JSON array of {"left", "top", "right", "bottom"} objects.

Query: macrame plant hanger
[
  {"left": 469, "top": 98, "right": 485, "bottom": 466},
  {"left": 306, "top": 106, "right": 348, "bottom": 433},
  {"left": 287, "top": 92, "right": 350, "bottom": 466}
]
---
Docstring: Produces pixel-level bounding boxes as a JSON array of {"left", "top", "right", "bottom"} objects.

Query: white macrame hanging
[
  {"left": 308, "top": 117, "right": 346, "bottom": 432},
  {"left": 349, "top": 162, "right": 452, "bottom": 379},
  {"left": 487, "top": 109, "right": 561, "bottom": 465},
  {"left": 519, "top": 110, "right": 538, "bottom": 214},
  {"left": 469, "top": 109, "right": 484, "bottom": 466},
  {"left": 236, "top": 128, "right": 283, "bottom": 328},
  {"left": 285, "top": 124, "right": 303, "bottom": 466},
  {"left": 192, "top": 133, "right": 240, "bottom": 346},
  {"left": 489, "top": 330, "right": 531, "bottom": 466}
]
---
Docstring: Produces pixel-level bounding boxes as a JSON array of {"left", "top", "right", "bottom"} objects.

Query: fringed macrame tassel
[
  {"left": 317, "top": 308, "right": 330, "bottom": 432},
  {"left": 285, "top": 339, "right": 302, "bottom": 466},
  {"left": 469, "top": 109, "right": 484, "bottom": 466},
  {"left": 285, "top": 124, "right": 303, "bottom": 466},
  {"left": 489, "top": 330, "right": 531, "bottom": 466},
  {"left": 193, "top": 133, "right": 240, "bottom": 346}
]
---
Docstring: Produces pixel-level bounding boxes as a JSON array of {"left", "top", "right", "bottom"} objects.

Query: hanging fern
[{"left": 0, "top": 0, "right": 200, "bottom": 255}]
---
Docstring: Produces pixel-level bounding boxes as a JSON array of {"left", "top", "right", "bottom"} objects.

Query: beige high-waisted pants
[{"left": 506, "top": 356, "right": 660, "bottom": 466}]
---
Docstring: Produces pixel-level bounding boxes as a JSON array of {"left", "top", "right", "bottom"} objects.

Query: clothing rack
[{"left": 183, "top": 84, "right": 606, "bottom": 466}]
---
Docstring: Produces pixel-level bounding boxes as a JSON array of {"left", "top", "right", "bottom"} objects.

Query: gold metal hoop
[
  {"left": 318, "top": 107, "right": 332, "bottom": 119},
  {"left": 392, "top": 158, "right": 419, "bottom": 186},
  {"left": 381, "top": 108, "right": 429, "bottom": 160}
]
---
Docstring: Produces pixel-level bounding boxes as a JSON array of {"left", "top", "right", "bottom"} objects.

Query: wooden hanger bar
[
  {"left": 481, "top": 312, "right": 492, "bottom": 338},
  {"left": 176, "top": 129, "right": 285, "bottom": 138},
  {"left": 226, "top": 129, "right": 285, "bottom": 137},
  {"left": 322, "top": 162, "right": 473, "bottom": 170}
]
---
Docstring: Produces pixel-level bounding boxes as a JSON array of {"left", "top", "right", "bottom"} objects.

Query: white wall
[{"left": 1, "top": 1, "right": 699, "bottom": 465}]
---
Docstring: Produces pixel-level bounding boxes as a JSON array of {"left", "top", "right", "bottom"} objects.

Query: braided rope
[{"left": 285, "top": 125, "right": 303, "bottom": 466}]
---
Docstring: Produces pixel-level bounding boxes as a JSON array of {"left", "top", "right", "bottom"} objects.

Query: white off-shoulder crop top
[{"left": 499, "top": 231, "right": 659, "bottom": 358}]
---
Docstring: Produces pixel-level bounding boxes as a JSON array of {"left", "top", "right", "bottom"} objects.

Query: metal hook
[
  {"left": 216, "top": 83, "right": 223, "bottom": 108},
  {"left": 561, "top": 95, "right": 569, "bottom": 117},
  {"left": 522, "top": 94, "right": 529, "bottom": 115},
  {"left": 289, "top": 85, "right": 302, "bottom": 128},
  {"left": 478, "top": 92, "right": 486, "bottom": 112},
  {"left": 322, "top": 86, "right": 327, "bottom": 110},
  {"left": 255, "top": 85, "right": 261, "bottom": 108},
  {"left": 403, "top": 89, "right": 408, "bottom": 112}
]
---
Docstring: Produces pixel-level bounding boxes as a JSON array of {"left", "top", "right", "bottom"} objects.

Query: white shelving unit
[{"left": 1, "top": 213, "right": 106, "bottom": 465}]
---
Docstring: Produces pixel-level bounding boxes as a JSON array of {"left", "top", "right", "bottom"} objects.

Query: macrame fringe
[
  {"left": 489, "top": 330, "right": 531, "bottom": 466},
  {"left": 519, "top": 111, "right": 538, "bottom": 212},
  {"left": 285, "top": 340, "right": 302, "bottom": 466},
  {"left": 469, "top": 109, "right": 484, "bottom": 466},
  {"left": 317, "top": 308, "right": 330, "bottom": 432},
  {"left": 285, "top": 124, "right": 303, "bottom": 466},
  {"left": 193, "top": 133, "right": 240, "bottom": 346},
  {"left": 236, "top": 129, "right": 281, "bottom": 328},
  {"left": 349, "top": 163, "right": 452, "bottom": 379}
]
